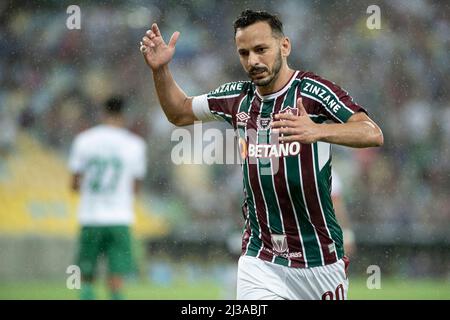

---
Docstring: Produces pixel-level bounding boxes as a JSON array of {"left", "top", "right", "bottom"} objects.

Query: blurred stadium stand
[{"left": 0, "top": 0, "right": 449, "bottom": 282}]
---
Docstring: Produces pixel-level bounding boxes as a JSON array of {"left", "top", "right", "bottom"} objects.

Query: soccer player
[
  {"left": 68, "top": 96, "right": 147, "bottom": 300},
  {"left": 140, "top": 9, "right": 383, "bottom": 300}
]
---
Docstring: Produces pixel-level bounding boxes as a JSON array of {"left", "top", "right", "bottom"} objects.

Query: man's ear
[{"left": 280, "top": 37, "right": 291, "bottom": 57}]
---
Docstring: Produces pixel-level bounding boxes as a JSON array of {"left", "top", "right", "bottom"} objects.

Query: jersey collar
[{"left": 254, "top": 70, "right": 299, "bottom": 101}]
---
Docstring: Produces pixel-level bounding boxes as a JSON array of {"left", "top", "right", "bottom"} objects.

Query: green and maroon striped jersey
[{"left": 192, "top": 70, "right": 366, "bottom": 268}]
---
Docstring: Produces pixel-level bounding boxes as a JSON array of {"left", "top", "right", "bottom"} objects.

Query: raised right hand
[{"left": 140, "top": 23, "right": 180, "bottom": 71}]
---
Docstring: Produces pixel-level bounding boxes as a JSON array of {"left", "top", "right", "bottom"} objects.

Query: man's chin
[{"left": 253, "top": 77, "right": 273, "bottom": 87}]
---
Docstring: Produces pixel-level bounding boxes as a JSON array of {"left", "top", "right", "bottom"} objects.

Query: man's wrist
[
  {"left": 315, "top": 123, "right": 329, "bottom": 142},
  {"left": 152, "top": 63, "right": 170, "bottom": 76}
]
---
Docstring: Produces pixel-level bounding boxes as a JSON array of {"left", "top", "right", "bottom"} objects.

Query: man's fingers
[
  {"left": 168, "top": 31, "right": 180, "bottom": 48},
  {"left": 146, "top": 29, "right": 156, "bottom": 40},
  {"left": 274, "top": 113, "right": 297, "bottom": 121},
  {"left": 272, "top": 127, "right": 297, "bottom": 135},
  {"left": 279, "top": 135, "right": 302, "bottom": 143},
  {"left": 140, "top": 44, "right": 148, "bottom": 53},
  {"left": 145, "top": 24, "right": 178, "bottom": 48},
  {"left": 297, "top": 97, "right": 308, "bottom": 116},
  {"left": 272, "top": 119, "right": 296, "bottom": 128},
  {"left": 142, "top": 36, "right": 155, "bottom": 48},
  {"left": 272, "top": 119, "right": 297, "bottom": 128},
  {"left": 152, "top": 23, "right": 162, "bottom": 37},
  {"left": 272, "top": 120, "right": 297, "bottom": 129}
]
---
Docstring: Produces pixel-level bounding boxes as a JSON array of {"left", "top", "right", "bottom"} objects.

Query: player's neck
[
  {"left": 256, "top": 66, "right": 295, "bottom": 96},
  {"left": 103, "top": 116, "right": 124, "bottom": 128}
]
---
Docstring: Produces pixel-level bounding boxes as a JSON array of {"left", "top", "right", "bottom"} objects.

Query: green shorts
[{"left": 77, "top": 225, "right": 134, "bottom": 278}]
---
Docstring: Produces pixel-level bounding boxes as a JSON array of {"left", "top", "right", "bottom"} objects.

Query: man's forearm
[
  {"left": 152, "top": 65, "right": 192, "bottom": 125},
  {"left": 317, "top": 121, "right": 383, "bottom": 148}
]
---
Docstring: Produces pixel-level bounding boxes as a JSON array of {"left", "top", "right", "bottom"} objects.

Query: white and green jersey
[
  {"left": 69, "top": 125, "right": 147, "bottom": 226},
  {"left": 192, "top": 70, "right": 366, "bottom": 268}
]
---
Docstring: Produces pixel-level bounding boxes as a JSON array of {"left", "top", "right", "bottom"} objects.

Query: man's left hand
[{"left": 272, "top": 97, "right": 320, "bottom": 144}]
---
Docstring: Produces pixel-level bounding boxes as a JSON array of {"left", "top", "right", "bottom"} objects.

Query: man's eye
[{"left": 256, "top": 48, "right": 266, "bottom": 53}]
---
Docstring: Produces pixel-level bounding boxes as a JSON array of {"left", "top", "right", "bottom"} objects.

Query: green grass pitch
[{"left": 0, "top": 277, "right": 449, "bottom": 300}]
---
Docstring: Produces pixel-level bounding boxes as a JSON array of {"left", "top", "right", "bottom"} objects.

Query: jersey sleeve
[
  {"left": 68, "top": 136, "right": 85, "bottom": 174},
  {"left": 192, "top": 81, "right": 248, "bottom": 125},
  {"left": 300, "top": 72, "right": 367, "bottom": 123}
]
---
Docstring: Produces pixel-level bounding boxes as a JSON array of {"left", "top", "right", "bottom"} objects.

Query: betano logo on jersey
[
  {"left": 247, "top": 142, "right": 300, "bottom": 158},
  {"left": 237, "top": 108, "right": 302, "bottom": 159}
]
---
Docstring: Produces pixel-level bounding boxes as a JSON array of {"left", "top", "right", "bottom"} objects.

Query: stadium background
[{"left": 0, "top": 0, "right": 449, "bottom": 299}]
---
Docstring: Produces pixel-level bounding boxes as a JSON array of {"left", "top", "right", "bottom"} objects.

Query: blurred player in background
[
  {"left": 68, "top": 96, "right": 147, "bottom": 300},
  {"left": 331, "top": 170, "right": 356, "bottom": 257},
  {"left": 140, "top": 9, "right": 383, "bottom": 299}
]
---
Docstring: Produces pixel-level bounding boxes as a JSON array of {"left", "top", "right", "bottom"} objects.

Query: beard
[{"left": 247, "top": 50, "right": 283, "bottom": 87}]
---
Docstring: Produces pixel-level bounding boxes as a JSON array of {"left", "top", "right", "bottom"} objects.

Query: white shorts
[{"left": 236, "top": 255, "right": 349, "bottom": 300}]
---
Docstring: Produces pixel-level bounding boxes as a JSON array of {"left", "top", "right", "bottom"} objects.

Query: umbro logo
[{"left": 236, "top": 112, "right": 250, "bottom": 124}]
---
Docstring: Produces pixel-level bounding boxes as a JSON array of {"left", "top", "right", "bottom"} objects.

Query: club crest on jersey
[
  {"left": 271, "top": 234, "right": 288, "bottom": 254},
  {"left": 279, "top": 107, "right": 299, "bottom": 116},
  {"left": 257, "top": 114, "right": 272, "bottom": 131},
  {"left": 236, "top": 112, "right": 250, "bottom": 127}
]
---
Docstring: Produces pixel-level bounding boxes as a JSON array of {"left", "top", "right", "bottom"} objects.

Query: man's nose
[{"left": 248, "top": 52, "right": 260, "bottom": 68}]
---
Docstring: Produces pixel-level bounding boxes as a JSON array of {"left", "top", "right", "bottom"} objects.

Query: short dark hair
[
  {"left": 233, "top": 9, "right": 284, "bottom": 37},
  {"left": 104, "top": 95, "right": 124, "bottom": 114}
]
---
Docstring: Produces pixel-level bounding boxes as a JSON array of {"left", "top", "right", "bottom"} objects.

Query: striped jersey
[{"left": 192, "top": 70, "right": 366, "bottom": 268}]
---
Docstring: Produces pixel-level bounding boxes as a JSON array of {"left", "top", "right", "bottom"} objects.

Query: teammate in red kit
[{"left": 140, "top": 9, "right": 383, "bottom": 300}]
